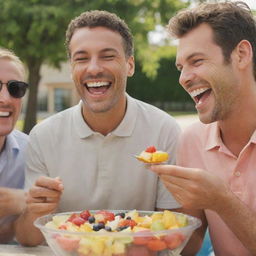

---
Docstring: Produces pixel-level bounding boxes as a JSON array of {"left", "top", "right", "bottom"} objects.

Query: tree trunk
[{"left": 23, "top": 60, "right": 42, "bottom": 134}]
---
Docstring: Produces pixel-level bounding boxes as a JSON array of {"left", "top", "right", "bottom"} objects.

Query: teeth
[
  {"left": 0, "top": 111, "right": 10, "bottom": 117},
  {"left": 190, "top": 87, "right": 209, "bottom": 97},
  {"left": 87, "top": 81, "right": 110, "bottom": 88}
]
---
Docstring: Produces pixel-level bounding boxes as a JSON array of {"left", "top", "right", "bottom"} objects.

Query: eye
[
  {"left": 102, "top": 55, "right": 115, "bottom": 60},
  {"left": 75, "top": 57, "right": 89, "bottom": 62},
  {"left": 193, "top": 59, "right": 203, "bottom": 66}
]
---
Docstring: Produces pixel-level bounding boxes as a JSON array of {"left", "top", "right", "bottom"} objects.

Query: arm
[
  {"left": 15, "top": 176, "right": 63, "bottom": 246},
  {"left": 0, "top": 188, "right": 26, "bottom": 243},
  {"left": 151, "top": 164, "right": 256, "bottom": 255}
]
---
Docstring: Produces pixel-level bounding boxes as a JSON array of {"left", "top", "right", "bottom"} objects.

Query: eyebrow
[
  {"left": 72, "top": 48, "right": 119, "bottom": 59},
  {"left": 176, "top": 52, "right": 205, "bottom": 69}
]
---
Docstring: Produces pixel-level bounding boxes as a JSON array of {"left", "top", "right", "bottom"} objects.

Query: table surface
[{"left": 0, "top": 244, "right": 55, "bottom": 256}]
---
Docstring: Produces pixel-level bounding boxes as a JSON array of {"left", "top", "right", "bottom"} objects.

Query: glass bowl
[{"left": 34, "top": 210, "right": 201, "bottom": 256}]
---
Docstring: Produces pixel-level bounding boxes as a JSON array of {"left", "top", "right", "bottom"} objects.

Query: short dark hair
[
  {"left": 65, "top": 10, "right": 133, "bottom": 58},
  {"left": 168, "top": 1, "right": 256, "bottom": 79}
]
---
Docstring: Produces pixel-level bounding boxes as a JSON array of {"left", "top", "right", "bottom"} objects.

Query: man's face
[
  {"left": 176, "top": 23, "right": 239, "bottom": 123},
  {"left": 69, "top": 26, "right": 134, "bottom": 115},
  {"left": 0, "top": 59, "right": 24, "bottom": 139}
]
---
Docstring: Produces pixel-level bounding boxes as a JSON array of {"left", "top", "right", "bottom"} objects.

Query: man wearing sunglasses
[{"left": 0, "top": 48, "right": 29, "bottom": 243}]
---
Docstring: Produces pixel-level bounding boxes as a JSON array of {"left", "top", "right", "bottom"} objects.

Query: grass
[
  {"left": 15, "top": 120, "right": 24, "bottom": 131},
  {"left": 168, "top": 111, "right": 196, "bottom": 117},
  {"left": 15, "top": 111, "right": 196, "bottom": 131}
]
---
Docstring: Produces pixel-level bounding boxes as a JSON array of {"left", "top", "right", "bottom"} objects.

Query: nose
[
  {"left": 86, "top": 57, "right": 104, "bottom": 76},
  {"left": 0, "top": 84, "right": 12, "bottom": 103},
  {"left": 179, "top": 68, "right": 195, "bottom": 88}
]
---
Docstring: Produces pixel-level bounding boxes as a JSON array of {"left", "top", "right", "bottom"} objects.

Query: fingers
[
  {"left": 150, "top": 164, "right": 202, "bottom": 180},
  {"left": 27, "top": 202, "right": 60, "bottom": 214},
  {"left": 35, "top": 176, "right": 64, "bottom": 192},
  {"left": 26, "top": 176, "right": 63, "bottom": 215}
]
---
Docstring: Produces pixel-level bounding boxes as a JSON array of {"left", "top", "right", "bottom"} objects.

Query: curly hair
[{"left": 65, "top": 10, "right": 133, "bottom": 58}]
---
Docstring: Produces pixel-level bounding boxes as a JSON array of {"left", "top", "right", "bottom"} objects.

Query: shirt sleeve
[{"left": 24, "top": 129, "right": 49, "bottom": 191}]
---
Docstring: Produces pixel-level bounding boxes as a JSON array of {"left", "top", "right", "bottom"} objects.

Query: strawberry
[
  {"left": 67, "top": 213, "right": 79, "bottom": 222},
  {"left": 96, "top": 210, "right": 115, "bottom": 222},
  {"left": 80, "top": 210, "right": 91, "bottom": 220},
  {"left": 145, "top": 146, "right": 156, "bottom": 153},
  {"left": 118, "top": 219, "right": 137, "bottom": 228},
  {"left": 72, "top": 216, "right": 86, "bottom": 226}
]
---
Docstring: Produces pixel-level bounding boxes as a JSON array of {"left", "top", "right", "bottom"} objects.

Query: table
[{"left": 0, "top": 244, "right": 54, "bottom": 256}]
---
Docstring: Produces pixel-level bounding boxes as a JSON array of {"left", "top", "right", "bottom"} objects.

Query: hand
[
  {"left": 0, "top": 188, "right": 26, "bottom": 218},
  {"left": 26, "top": 176, "right": 64, "bottom": 216},
  {"left": 150, "top": 165, "right": 230, "bottom": 211}
]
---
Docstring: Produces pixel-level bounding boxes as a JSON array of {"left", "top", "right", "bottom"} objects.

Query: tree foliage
[{"left": 0, "top": 0, "right": 188, "bottom": 133}]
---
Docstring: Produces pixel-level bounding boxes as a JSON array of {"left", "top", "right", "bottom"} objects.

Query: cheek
[{"left": 71, "top": 64, "right": 84, "bottom": 81}]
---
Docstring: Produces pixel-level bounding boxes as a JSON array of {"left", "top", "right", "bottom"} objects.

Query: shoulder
[
  {"left": 178, "top": 121, "right": 213, "bottom": 154},
  {"left": 181, "top": 121, "right": 211, "bottom": 140},
  {"left": 132, "top": 97, "right": 179, "bottom": 126},
  {"left": 10, "top": 129, "right": 28, "bottom": 147},
  {"left": 29, "top": 105, "right": 78, "bottom": 137}
]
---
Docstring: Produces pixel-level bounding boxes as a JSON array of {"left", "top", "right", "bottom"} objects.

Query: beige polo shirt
[{"left": 25, "top": 95, "right": 181, "bottom": 212}]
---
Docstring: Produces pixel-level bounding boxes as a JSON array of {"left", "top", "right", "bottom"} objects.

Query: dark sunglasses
[{"left": 0, "top": 80, "right": 28, "bottom": 98}]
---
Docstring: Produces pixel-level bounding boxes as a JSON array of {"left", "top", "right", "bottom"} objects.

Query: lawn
[{"left": 16, "top": 111, "right": 197, "bottom": 132}]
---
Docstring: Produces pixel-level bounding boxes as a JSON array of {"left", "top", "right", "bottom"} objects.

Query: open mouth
[
  {"left": 190, "top": 87, "right": 212, "bottom": 103},
  {"left": 84, "top": 81, "right": 112, "bottom": 95},
  {"left": 0, "top": 111, "right": 11, "bottom": 118}
]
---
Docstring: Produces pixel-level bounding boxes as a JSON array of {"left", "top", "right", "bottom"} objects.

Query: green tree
[{"left": 0, "top": 0, "right": 187, "bottom": 133}]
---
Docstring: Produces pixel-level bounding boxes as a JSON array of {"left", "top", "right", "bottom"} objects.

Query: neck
[
  {"left": 218, "top": 104, "right": 256, "bottom": 157},
  {"left": 82, "top": 97, "right": 127, "bottom": 136}
]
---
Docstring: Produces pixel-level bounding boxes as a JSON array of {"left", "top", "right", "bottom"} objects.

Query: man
[
  {"left": 0, "top": 48, "right": 28, "bottom": 243},
  {"left": 151, "top": 1, "right": 256, "bottom": 255},
  {"left": 15, "top": 10, "right": 181, "bottom": 246}
]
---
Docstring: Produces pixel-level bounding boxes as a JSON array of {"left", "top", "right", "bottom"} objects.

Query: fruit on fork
[{"left": 135, "top": 146, "right": 169, "bottom": 164}]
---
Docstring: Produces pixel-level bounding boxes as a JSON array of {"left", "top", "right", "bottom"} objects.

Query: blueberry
[
  {"left": 93, "top": 223, "right": 105, "bottom": 231},
  {"left": 117, "top": 226, "right": 129, "bottom": 231},
  {"left": 98, "top": 222, "right": 105, "bottom": 229},
  {"left": 115, "top": 212, "right": 125, "bottom": 218},
  {"left": 105, "top": 226, "right": 112, "bottom": 232},
  {"left": 93, "top": 224, "right": 100, "bottom": 231},
  {"left": 88, "top": 216, "right": 95, "bottom": 224}
]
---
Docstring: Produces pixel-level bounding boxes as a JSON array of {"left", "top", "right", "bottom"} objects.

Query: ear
[
  {"left": 127, "top": 56, "right": 135, "bottom": 77},
  {"left": 233, "top": 40, "right": 252, "bottom": 69}
]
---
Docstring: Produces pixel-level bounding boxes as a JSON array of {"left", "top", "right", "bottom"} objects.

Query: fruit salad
[
  {"left": 44, "top": 210, "right": 188, "bottom": 256},
  {"left": 135, "top": 146, "right": 169, "bottom": 164}
]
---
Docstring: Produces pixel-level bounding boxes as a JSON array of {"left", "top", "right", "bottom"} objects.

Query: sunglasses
[{"left": 0, "top": 80, "right": 28, "bottom": 98}]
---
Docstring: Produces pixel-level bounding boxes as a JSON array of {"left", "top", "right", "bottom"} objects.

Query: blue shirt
[
  {"left": 0, "top": 129, "right": 28, "bottom": 188},
  {"left": 0, "top": 129, "right": 28, "bottom": 233}
]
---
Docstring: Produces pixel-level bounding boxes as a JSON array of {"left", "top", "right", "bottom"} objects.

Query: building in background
[{"left": 37, "top": 62, "right": 79, "bottom": 114}]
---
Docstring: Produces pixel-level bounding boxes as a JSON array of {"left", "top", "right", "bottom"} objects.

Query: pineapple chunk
[{"left": 163, "top": 210, "right": 177, "bottom": 229}]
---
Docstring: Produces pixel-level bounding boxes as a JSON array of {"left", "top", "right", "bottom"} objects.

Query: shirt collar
[
  {"left": 204, "top": 122, "right": 222, "bottom": 151},
  {"left": 205, "top": 122, "right": 256, "bottom": 151},
  {"left": 4, "top": 131, "right": 20, "bottom": 153},
  {"left": 73, "top": 94, "right": 137, "bottom": 139}
]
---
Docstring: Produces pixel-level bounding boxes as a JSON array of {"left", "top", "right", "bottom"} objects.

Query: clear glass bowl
[{"left": 34, "top": 210, "right": 201, "bottom": 256}]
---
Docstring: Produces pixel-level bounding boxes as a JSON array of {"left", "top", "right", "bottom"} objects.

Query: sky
[{"left": 149, "top": 0, "right": 256, "bottom": 44}]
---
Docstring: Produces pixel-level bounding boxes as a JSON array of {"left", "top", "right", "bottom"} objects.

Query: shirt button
[{"left": 234, "top": 171, "right": 241, "bottom": 177}]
